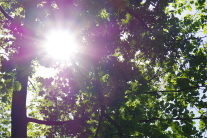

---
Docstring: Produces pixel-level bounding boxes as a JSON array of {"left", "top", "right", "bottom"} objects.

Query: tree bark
[
  {"left": 11, "top": 1, "right": 35, "bottom": 137},
  {"left": 11, "top": 68, "right": 29, "bottom": 138}
]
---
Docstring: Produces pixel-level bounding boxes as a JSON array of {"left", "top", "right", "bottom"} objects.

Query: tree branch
[
  {"left": 103, "top": 113, "right": 123, "bottom": 138},
  {"left": 94, "top": 105, "right": 106, "bottom": 138},
  {"left": 148, "top": 68, "right": 171, "bottom": 82},
  {"left": 139, "top": 117, "right": 207, "bottom": 123},
  {"left": 27, "top": 117, "right": 75, "bottom": 126},
  {"left": 125, "top": 7, "right": 152, "bottom": 33},
  {"left": 94, "top": 114, "right": 103, "bottom": 138},
  {"left": 168, "top": 36, "right": 207, "bottom": 42},
  {"left": 144, "top": 86, "right": 205, "bottom": 94},
  {"left": 94, "top": 65, "right": 105, "bottom": 102},
  {"left": 0, "top": 5, "right": 13, "bottom": 21},
  {"left": 28, "top": 79, "right": 36, "bottom": 92}
]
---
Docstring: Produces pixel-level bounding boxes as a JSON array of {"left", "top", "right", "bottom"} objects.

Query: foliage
[{"left": 0, "top": 0, "right": 207, "bottom": 137}]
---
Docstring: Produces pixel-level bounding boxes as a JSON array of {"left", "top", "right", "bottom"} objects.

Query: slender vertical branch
[
  {"left": 103, "top": 113, "right": 123, "bottom": 138},
  {"left": 94, "top": 66, "right": 105, "bottom": 102},
  {"left": 92, "top": 59, "right": 106, "bottom": 137},
  {"left": 94, "top": 114, "right": 103, "bottom": 138}
]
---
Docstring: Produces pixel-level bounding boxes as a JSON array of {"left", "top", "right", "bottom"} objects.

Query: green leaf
[
  {"left": 47, "top": 100, "right": 53, "bottom": 107},
  {"left": 13, "top": 81, "right": 21, "bottom": 91}
]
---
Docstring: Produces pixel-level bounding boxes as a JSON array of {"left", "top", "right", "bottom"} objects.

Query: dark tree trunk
[
  {"left": 11, "top": 1, "right": 35, "bottom": 137},
  {"left": 11, "top": 69, "right": 29, "bottom": 138},
  {"left": 11, "top": 41, "right": 32, "bottom": 138}
]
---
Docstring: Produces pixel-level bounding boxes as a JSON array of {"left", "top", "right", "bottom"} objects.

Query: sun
[{"left": 44, "top": 30, "right": 78, "bottom": 60}]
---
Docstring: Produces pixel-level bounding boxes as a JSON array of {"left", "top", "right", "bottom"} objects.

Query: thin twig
[
  {"left": 28, "top": 79, "right": 36, "bottom": 92},
  {"left": 144, "top": 86, "right": 205, "bottom": 94},
  {"left": 126, "top": 86, "right": 205, "bottom": 96},
  {"left": 139, "top": 116, "right": 207, "bottom": 123}
]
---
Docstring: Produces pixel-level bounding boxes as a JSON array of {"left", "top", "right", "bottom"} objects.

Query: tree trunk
[
  {"left": 11, "top": 1, "right": 35, "bottom": 137},
  {"left": 11, "top": 68, "right": 29, "bottom": 138}
]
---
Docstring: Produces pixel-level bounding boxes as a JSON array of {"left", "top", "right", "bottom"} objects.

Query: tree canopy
[{"left": 0, "top": 0, "right": 207, "bottom": 137}]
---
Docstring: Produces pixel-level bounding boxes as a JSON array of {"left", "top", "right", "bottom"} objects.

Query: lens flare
[{"left": 44, "top": 30, "right": 77, "bottom": 60}]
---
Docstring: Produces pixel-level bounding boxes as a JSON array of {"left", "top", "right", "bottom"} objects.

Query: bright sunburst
[{"left": 44, "top": 30, "right": 78, "bottom": 60}]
